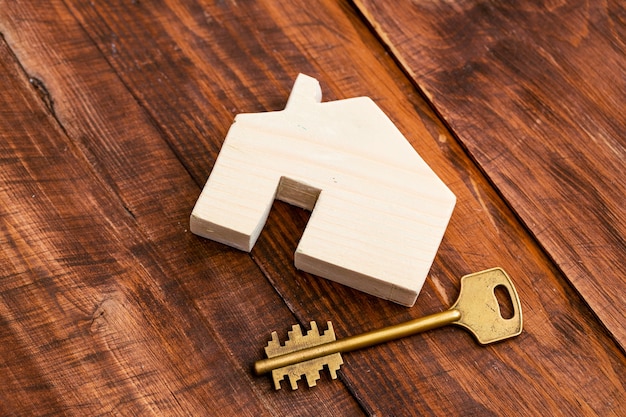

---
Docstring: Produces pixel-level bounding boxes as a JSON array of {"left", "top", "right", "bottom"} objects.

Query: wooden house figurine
[{"left": 191, "top": 74, "right": 455, "bottom": 306}]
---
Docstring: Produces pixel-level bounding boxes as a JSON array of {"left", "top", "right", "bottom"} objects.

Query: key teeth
[
  {"left": 326, "top": 353, "right": 344, "bottom": 379},
  {"left": 265, "top": 321, "right": 342, "bottom": 390},
  {"left": 287, "top": 372, "right": 301, "bottom": 390},
  {"left": 307, "top": 321, "right": 319, "bottom": 337},
  {"left": 271, "top": 353, "right": 343, "bottom": 390},
  {"left": 289, "top": 323, "right": 303, "bottom": 339},
  {"left": 323, "top": 321, "right": 334, "bottom": 339},
  {"left": 264, "top": 331, "right": 281, "bottom": 357},
  {"left": 264, "top": 321, "right": 336, "bottom": 358},
  {"left": 305, "top": 369, "right": 320, "bottom": 387}
]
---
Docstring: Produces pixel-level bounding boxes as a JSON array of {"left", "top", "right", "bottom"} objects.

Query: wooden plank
[
  {"left": 352, "top": 0, "right": 626, "bottom": 346},
  {"left": 0, "top": 0, "right": 624, "bottom": 415},
  {"left": 0, "top": 40, "right": 260, "bottom": 416},
  {"left": 0, "top": 4, "right": 363, "bottom": 417}
]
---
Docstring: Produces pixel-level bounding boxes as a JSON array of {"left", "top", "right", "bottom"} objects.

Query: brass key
[{"left": 254, "top": 267, "right": 523, "bottom": 390}]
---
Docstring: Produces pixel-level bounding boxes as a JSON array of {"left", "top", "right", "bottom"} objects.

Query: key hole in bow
[{"left": 494, "top": 285, "right": 514, "bottom": 319}]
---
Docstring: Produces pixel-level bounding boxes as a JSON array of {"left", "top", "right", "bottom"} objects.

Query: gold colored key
[{"left": 254, "top": 267, "right": 523, "bottom": 390}]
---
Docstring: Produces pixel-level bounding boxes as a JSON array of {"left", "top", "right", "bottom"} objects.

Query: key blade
[
  {"left": 451, "top": 268, "right": 523, "bottom": 344},
  {"left": 262, "top": 321, "right": 343, "bottom": 390}
]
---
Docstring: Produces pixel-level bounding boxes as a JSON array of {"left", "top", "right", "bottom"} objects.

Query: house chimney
[{"left": 285, "top": 73, "right": 322, "bottom": 110}]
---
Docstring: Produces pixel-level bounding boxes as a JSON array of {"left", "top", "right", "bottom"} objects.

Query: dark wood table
[{"left": 1, "top": 1, "right": 624, "bottom": 415}]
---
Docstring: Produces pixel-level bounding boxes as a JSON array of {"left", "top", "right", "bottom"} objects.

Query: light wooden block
[{"left": 190, "top": 74, "right": 455, "bottom": 306}]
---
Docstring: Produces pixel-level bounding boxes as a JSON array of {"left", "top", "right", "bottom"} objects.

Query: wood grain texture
[
  {"left": 0, "top": 0, "right": 624, "bottom": 415},
  {"left": 0, "top": 3, "right": 363, "bottom": 416},
  {"left": 353, "top": 0, "right": 626, "bottom": 347}
]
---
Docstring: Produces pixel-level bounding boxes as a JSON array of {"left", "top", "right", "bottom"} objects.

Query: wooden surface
[
  {"left": 354, "top": 0, "right": 626, "bottom": 347},
  {"left": 0, "top": 1, "right": 623, "bottom": 415}
]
